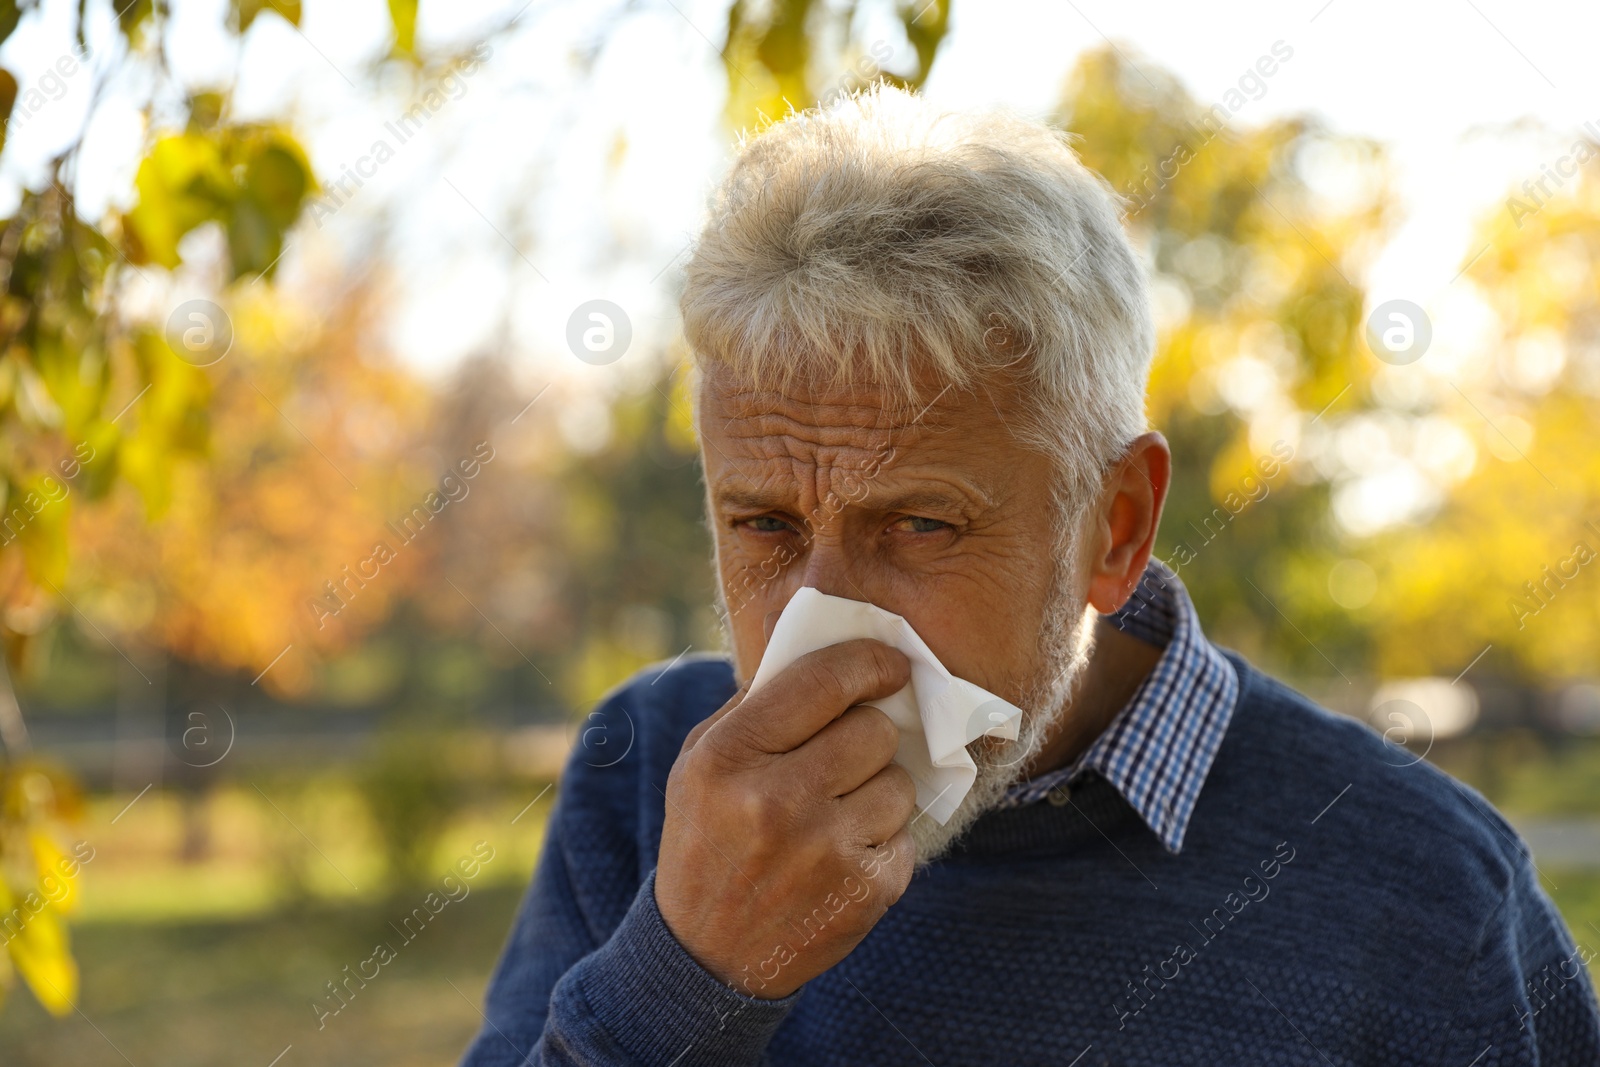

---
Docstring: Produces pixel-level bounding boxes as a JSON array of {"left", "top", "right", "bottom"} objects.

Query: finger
[
  {"left": 790, "top": 704, "right": 901, "bottom": 796},
  {"left": 718, "top": 639, "right": 910, "bottom": 756},
  {"left": 680, "top": 681, "right": 750, "bottom": 755},
  {"left": 857, "top": 827, "right": 917, "bottom": 912},
  {"left": 835, "top": 763, "right": 918, "bottom": 847}
]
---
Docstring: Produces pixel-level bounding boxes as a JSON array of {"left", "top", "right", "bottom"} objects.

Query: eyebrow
[{"left": 711, "top": 483, "right": 991, "bottom": 516}]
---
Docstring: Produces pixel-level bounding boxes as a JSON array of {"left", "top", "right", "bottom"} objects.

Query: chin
[{"left": 909, "top": 593, "right": 1097, "bottom": 867}]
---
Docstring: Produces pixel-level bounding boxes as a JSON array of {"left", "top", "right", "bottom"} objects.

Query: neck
[{"left": 1020, "top": 615, "right": 1165, "bottom": 781}]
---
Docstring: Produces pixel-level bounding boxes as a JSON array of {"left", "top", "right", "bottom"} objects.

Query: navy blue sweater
[{"left": 461, "top": 652, "right": 1600, "bottom": 1065}]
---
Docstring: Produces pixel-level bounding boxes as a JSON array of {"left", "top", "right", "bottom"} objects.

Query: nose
[{"left": 794, "top": 537, "right": 868, "bottom": 604}]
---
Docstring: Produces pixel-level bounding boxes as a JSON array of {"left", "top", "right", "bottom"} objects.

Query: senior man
[{"left": 463, "top": 87, "right": 1600, "bottom": 1065}]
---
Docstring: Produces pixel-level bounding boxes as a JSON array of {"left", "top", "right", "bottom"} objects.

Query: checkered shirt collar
[{"left": 996, "top": 559, "right": 1240, "bottom": 854}]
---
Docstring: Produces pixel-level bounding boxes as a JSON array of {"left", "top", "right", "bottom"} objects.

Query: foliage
[
  {"left": 1369, "top": 176, "right": 1600, "bottom": 680},
  {"left": 1054, "top": 47, "right": 1394, "bottom": 676},
  {"left": 357, "top": 732, "right": 467, "bottom": 890},
  {"left": 0, "top": 0, "right": 315, "bottom": 1018},
  {"left": 0, "top": 761, "right": 83, "bottom": 1015},
  {"left": 721, "top": 0, "right": 949, "bottom": 130}
]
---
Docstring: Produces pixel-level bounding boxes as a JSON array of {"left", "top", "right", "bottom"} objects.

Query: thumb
[{"left": 680, "top": 680, "right": 751, "bottom": 755}]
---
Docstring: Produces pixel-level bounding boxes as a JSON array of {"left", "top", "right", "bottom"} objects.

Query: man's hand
[{"left": 654, "top": 639, "right": 919, "bottom": 1000}]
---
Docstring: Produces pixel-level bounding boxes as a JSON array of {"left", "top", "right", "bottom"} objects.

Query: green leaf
[
  {"left": 228, "top": 134, "right": 313, "bottom": 279},
  {"left": 897, "top": 0, "right": 950, "bottom": 90},
  {"left": 122, "top": 133, "right": 232, "bottom": 269},
  {"left": 226, "top": 195, "right": 279, "bottom": 279},
  {"left": 187, "top": 90, "right": 226, "bottom": 131},
  {"left": 123, "top": 127, "right": 313, "bottom": 276},
  {"left": 0, "top": 68, "right": 16, "bottom": 156},
  {"left": 0, "top": 2, "right": 20, "bottom": 48},
  {"left": 120, "top": 330, "right": 211, "bottom": 517},
  {"left": 246, "top": 142, "right": 310, "bottom": 230},
  {"left": 73, "top": 422, "right": 121, "bottom": 501},
  {"left": 233, "top": 0, "right": 302, "bottom": 33},
  {"left": 14, "top": 475, "right": 71, "bottom": 591},
  {"left": 117, "top": 0, "right": 153, "bottom": 42}
]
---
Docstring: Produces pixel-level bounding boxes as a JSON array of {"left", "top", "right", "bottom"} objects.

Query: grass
[
  {"left": 0, "top": 884, "right": 527, "bottom": 1067},
  {"left": 1, "top": 781, "right": 554, "bottom": 1065}
]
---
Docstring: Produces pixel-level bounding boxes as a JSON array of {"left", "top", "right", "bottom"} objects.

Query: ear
[{"left": 1085, "top": 432, "right": 1171, "bottom": 615}]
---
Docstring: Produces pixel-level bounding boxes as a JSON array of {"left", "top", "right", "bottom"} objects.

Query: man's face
[{"left": 698, "top": 365, "right": 1075, "bottom": 714}]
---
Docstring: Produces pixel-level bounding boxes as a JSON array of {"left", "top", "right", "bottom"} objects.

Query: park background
[{"left": 1, "top": 0, "right": 1599, "bottom": 1062}]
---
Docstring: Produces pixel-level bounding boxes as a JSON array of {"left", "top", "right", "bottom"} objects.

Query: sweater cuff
[{"left": 572, "top": 869, "right": 800, "bottom": 1066}]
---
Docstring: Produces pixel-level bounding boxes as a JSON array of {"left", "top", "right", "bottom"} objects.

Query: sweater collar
[{"left": 997, "top": 559, "right": 1239, "bottom": 854}]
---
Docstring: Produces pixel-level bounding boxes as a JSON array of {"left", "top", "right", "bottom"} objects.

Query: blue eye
[
  {"left": 746, "top": 516, "right": 791, "bottom": 533},
  {"left": 904, "top": 516, "right": 949, "bottom": 533}
]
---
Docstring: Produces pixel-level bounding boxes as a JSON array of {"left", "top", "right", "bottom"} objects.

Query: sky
[{"left": 4, "top": 0, "right": 1598, "bottom": 388}]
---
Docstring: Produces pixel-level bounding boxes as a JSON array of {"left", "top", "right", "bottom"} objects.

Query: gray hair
[{"left": 679, "top": 84, "right": 1154, "bottom": 505}]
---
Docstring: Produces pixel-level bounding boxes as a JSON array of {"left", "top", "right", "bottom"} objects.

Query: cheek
[
  {"left": 897, "top": 536, "right": 1063, "bottom": 696},
  {"left": 713, "top": 532, "right": 798, "bottom": 671}
]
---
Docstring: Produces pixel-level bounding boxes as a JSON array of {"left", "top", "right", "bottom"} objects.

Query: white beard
[{"left": 905, "top": 573, "right": 1098, "bottom": 865}]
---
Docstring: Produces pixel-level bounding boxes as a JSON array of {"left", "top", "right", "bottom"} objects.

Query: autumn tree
[{"left": 0, "top": 0, "right": 317, "bottom": 1018}]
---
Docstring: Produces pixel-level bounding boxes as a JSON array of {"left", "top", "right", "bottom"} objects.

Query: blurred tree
[
  {"left": 1059, "top": 47, "right": 1600, "bottom": 688},
  {"left": 1368, "top": 165, "right": 1600, "bottom": 682},
  {"left": 0, "top": 0, "right": 315, "bottom": 1016},
  {"left": 1053, "top": 47, "right": 1396, "bottom": 680},
  {"left": 71, "top": 274, "right": 430, "bottom": 698}
]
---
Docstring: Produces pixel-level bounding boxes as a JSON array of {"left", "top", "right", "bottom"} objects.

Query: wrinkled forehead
[{"left": 693, "top": 361, "right": 1007, "bottom": 448}]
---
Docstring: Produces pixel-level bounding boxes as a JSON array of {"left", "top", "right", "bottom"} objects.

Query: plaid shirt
[{"left": 996, "top": 559, "right": 1239, "bottom": 853}]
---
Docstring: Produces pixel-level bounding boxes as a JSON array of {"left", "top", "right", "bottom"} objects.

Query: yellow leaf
[
  {"left": 235, "top": 0, "right": 301, "bottom": 32},
  {"left": 388, "top": 0, "right": 417, "bottom": 57},
  {"left": 30, "top": 832, "right": 78, "bottom": 916},
  {"left": 15, "top": 475, "right": 71, "bottom": 590},
  {"left": 7, "top": 900, "right": 77, "bottom": 1016},
  {"left": 124, "top": 133, "right": 231, "bottom": 269}
]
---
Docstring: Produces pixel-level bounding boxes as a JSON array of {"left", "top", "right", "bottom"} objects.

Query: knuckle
[
  {"left": 882, "top": 841, "right": 916, "bottom": 903},
  {"left": 733, "top": 781, "right": 797, "bottom": 833},
  {"left": 704, "top": 708, "right": 767, "bottom": 760},
  {"left": 865, "top": 706, "right": 901, "bottom": 758},
  {"left": 886, "top": 764, "right": 918, "bottom": 812},
  {"left": 802, "top": 657, "right": 849, "bottom": 707},
  {"left": 867, "top": 639, "right": 903, "bottom": 682}
]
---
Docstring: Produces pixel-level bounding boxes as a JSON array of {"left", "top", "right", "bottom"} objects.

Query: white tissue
[{"left": 744, "top": 587, "right": 1025, "bottom": 825}]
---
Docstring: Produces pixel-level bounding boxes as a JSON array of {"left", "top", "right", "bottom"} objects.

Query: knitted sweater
[{"left": 461, "top": 652, "right": 1600, "bottom": 1066}]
